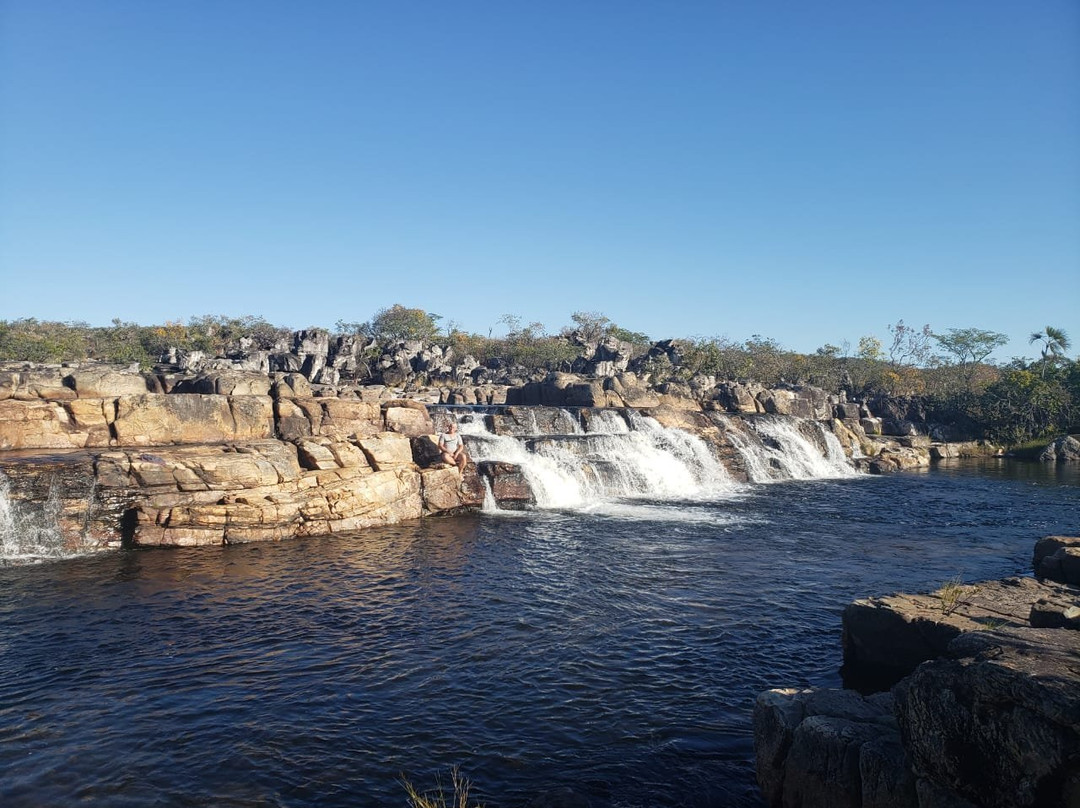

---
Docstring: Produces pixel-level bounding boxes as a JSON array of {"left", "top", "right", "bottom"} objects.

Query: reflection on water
[{"left": 0, "top": 462, "right": 1076, "bottom": 807}]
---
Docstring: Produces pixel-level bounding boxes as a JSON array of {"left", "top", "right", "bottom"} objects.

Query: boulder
[
  {"left": 63, "top": 367, "right": 152, "bottom": 398},
  {"left": 383, "top": 401, "right": 434, "bottom": 437},
  {"left": 271, "top": 372, "right": 313, "bottom": 399},
  {"left": 356, "top": 432, "right": 415, "bottom": 470},
  {"left": 606, "top": 373, "right": 660, "bottom": 408},
  {"left": 711, "top": 382, "right": 763, "bottom": 414},
  {"left": 894, "top": 627, "right": 1080, "bottom": 808},
  {"left": 929, "top": 441, "right": 1003, "bottom": 460},
  {"left": 563, "top": 381, "right": 605, "bottom": 407},
  {"left": 1040, "top": 435, "right": 1080, "bottom": 462},
  {"left": 419, "top": 466, "right": 468, "bottom": 513},
  {"left": 478, "top": 461, "right": 535, "bottom": 509},
  {"left": 1034, "top": 535, "right": 1080, "bottom": 585},
  {"left": 754, "top": 688, "right": 914, "bottom": 808}
]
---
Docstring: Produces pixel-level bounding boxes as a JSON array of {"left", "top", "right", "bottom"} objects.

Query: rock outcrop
[
  {"left": 757, "top": 536, "right": 1080, "bottom": 807},
  {"left": 1040, "top": 435, "right": 1080, "bottom": 463},
  {"left": 894, "top": 627, "right": 1080, "bottom": 808},
  {"left": 0, "top": 366, "right": 485, "bottom": 550}
]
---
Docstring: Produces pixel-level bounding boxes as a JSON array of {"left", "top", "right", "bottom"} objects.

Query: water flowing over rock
[{"left": 3, "top": 357, "right": 1007, "bottom": 560}]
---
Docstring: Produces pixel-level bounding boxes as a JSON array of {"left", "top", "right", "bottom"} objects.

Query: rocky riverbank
[
  {"left": 755, "top": 535, "right": 1080, "bottom": 808},
  {"left": 0, "top": 359, "right": 1008, "bottom": 550}
]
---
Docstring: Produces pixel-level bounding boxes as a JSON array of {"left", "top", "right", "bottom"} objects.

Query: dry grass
[
  {"left": 938, "top": 576, "right": 980, "bottom": 616},
  {"left": 401, "top": 767, "right": 484, "bottom": 808}
]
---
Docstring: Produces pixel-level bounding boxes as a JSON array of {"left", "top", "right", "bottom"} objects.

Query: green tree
[
  {"left": 857, "top": 335, "right": 883, "bottom": 362},
  {"left": 370, "top": 304, "right": 442, "bottom": 342},
  {"left": 977, "top": 369, "right": 1073, "bottom": 445},
  {"left": 933, "top": 327, "right": 1009, "bottom": 391},
  {"left": 1029, "top": 326, "right": 1071, "bottom": 378}
]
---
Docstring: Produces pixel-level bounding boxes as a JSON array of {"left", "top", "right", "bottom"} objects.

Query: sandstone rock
[
  {"left": 112, "top": 394, "right": 274, "bottom": 446},
  {"left": 0, "top": 399, "right": 91, "bottom": 449},
  {"left": 478, "top": 461, "right": 535, "bottom": 509},
  {"left": 1029, "top": 591, "right": 1080, "bottom": 630},
  {"left": 296, "top": 439, "right": 340, "bottom": 470},
  {"left": 711, "top": 382, "right": 763, "bottom": 414},
  {"left": 836, "top": 402, "right": 861, "bottom": 420},
  {"left": 1035, "top": 536, "right": 1080, "bottom": 585},
  {"left": 1040, "top": 435, "right": 1080, "bottom": 462},
  {"left": 312, "top": 398, "right": 382, "bottom": 439},
  {"left": 419, "top": 466, "right": 467, "bottom": 513},
  {"left": 842, "top": 577, "right": 1053, "bottom": 687},
  {"left": 271, "top": 372, "right": 313, "bottom": 399},
  {"left": 929, "top": 441, "right": 1003, "bottom": 460},
  {"left": 274, "top": 397, "right": 313, "bottom": 441},
  {"left": 606, "top": 373, "right": 660, "bottom": 408},
  {"left": 63, "top": 367, "right": 152, "bottom": 398},
  {"left": 326, "top": 440, "right": 371, "bottom": 470},
  {"left": 564, "top": 381, "right": 607, "bottom": 407},
  {"left": 383, "top": 403, "right": 434, "bottom": 437},
  {"left": 133, "top": 466, "right": 424, "bottom": 544},
  {"left": 861, "top": 417, "right": 883, "bottom": 436},
  {"left": 894, "top": 627, "right": 1080, "bottom": 808},
  {"left": 357, "top": 432, "right": 415, "bottom": 470},
  {"left": 10, "top": 368, "right": 76, "bottom": 401}
]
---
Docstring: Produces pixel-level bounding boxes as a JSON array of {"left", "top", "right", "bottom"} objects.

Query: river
[{"left": 0, "top": 458, "right": 1077, "bottom": 807}]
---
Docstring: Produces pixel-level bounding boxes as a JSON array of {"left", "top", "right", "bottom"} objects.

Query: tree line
[{"left": 0, "top": 308, "right": 1075, "bottom": 447}]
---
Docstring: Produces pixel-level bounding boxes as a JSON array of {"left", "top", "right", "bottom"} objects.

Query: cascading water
[
  {"left": 458, "top": 408, "right": 742, "bottom": 515},
  {"left": 724, "top": 414, "right": 859, "bottom": 482},
  {"left": 0, "top": 471, "right": 73, "bottom": 563}
]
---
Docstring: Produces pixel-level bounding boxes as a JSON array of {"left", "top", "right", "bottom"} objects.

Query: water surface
[{"left": 0, "top": 461, "right": 1076, "bottom": 807}]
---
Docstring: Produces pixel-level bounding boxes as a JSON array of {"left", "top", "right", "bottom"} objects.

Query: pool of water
[{"left": 0, "top": 461, "right": 1076, "bottom": 807}]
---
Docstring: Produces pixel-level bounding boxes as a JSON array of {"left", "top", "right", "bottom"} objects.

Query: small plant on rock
[{"left": 938, "top": 575, "right": 980, "bottom": 616}]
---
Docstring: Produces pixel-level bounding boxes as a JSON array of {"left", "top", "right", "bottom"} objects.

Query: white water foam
[
  {"left": 0, "top": 472, "right": 78, "bottom": 563},
  {"left": 740, "top": 416, "right": 859, "bottom": 481},
  {"left": 460, "top": 410, "right": 742, "bottom": 516}
]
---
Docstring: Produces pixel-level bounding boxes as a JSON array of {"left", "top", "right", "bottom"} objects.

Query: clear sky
[{"left": 1, "top": 1, "right": 1077, "bottom": 362}]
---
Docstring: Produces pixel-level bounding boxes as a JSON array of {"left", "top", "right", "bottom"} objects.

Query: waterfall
[
  {"left": 723, "top": 415, "right": 859, "bottom": 482},
  {"left": 457, "top": 408, "right": 741, "bottom": 514},
  {"left": 0, "top": 472, "right": 75, "bottom": 563}
]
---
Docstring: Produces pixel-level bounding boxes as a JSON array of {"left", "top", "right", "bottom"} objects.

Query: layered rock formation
[
  {"left": 0, "top": 365, "right": 485, "bottom": 549},
  {"left": 0, "top": 357, "right": 1009, "bottom": 552},
  {"left": 756, "top": 535, "right": 1080, "bottom": 807}
]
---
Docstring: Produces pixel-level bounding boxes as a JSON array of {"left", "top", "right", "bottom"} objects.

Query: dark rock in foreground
[
  {"left": 895, "top": 627, "right": 1080, "bottom": 808},
  {"left": 757, "top": 535, "right": 1080, "bottom": 807}
]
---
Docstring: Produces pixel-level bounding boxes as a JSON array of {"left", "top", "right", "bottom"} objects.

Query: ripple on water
[{"left": 0, "top": 464, "right": 1076, "bottom": 807}]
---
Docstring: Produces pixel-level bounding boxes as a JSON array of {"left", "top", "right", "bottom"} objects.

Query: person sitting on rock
[{"left": 438, "top": 420, "right": 468, "bottom": 473}]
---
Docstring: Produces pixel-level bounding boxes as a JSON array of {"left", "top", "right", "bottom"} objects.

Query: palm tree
[{"left": 1029, "top": 326, "right": 1071, "bottom": 378}]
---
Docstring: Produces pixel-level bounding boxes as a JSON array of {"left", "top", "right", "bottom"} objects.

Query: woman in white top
[{"left": 438, "top": 420, "right": 467, "bottom": 472}]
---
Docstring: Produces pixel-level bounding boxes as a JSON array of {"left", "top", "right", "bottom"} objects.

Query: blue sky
[{"left": 1, "top": 1, "right": 1077, "bottom": 362}]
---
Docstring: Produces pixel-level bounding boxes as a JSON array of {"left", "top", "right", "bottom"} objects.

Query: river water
[{"left": 0, "top": 460, "right": 1077, "bottom": 807}]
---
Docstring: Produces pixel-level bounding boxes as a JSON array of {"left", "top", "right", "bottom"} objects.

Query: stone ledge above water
[{"left": 756, "top": 536, "right": 1080, "bottom": 808}]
